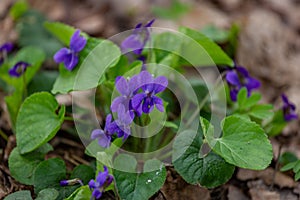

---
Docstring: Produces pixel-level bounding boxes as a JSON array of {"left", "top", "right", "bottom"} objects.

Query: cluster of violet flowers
[
  {"left": 91, "top": 70, "right": 168, "bottom": 148},
  {"left": 225, "top": 63, "right": 298, "bottom": 122},
  {"left": 91, "top": 19, "right": 167, "bottom": 149},
  {"left": 56, "top": 21, "right": 164, "bottom": 199},
  {"left": 0, "top": 43, "right": 31, "bottom": 78},
  {"left": 88, "top": 20, "right": 167, "bottom": 199},
  {"left": 88, "top": 166, "right": 113, "bottom": 199}
]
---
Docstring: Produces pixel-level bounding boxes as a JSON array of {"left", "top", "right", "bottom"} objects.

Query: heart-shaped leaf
[
  {"left": 202, "top": 116, "right": 273, "bottom": 170},
  {"left": 8, "top": 144, "right": 53, "bottom": 185},
  {"left": 35, "top": 188, "right": 59, "bottom": 200},
  {"left": 172, "top": 129, "right": 235, "bottom": 188},
  {"left": 114, "top": 155, "right": 166, "bottom": 200},
  {"left": 4, "top": 191, "right": 32, "bottom": 200},
  {"left": 16, "top": 92, "right": 65, "bottom": 154},
  {"left": 33, "top": 158, "right": 66, "bottom": 194},
  {"left": 179, "top": 27, "right": 234, "bottom": 67}
]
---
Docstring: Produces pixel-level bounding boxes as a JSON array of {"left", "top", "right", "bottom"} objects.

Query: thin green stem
[
  {"left": 157, "top": 150, "right": 172, "bottom": 161},
  {"left": 22, "top": 74, "right": 27, "bottom": 100},
  {"left": 185, "top": 71, "right": 227, "bottom": 128},
  {"left": 64, "top": 116, "right": 74, "bottom": 121},
  {"left": 64, "top": 116, "right": 91, "bottom": 125},
  {"left": 0, "top": 129, "right": 8, "bottom": 141}
]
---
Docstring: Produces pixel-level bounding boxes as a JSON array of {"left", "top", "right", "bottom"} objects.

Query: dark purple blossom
[
  {"left": 111, "top": 74, "right": 141, "bottom": 117},
  {"left": 0, "top": 43, "right": 13, "bottom": 65},
  {"left": 281, "top": 94, "right": 298, "bottom": 122},
  {"left": 8, "top": 61, "right": 30, "bottom": 77},
  {"left": 60, "top": 180, "right": 69, "bottom": 186},
  {"left": 121, "top": 19, "right": 155, "bottom": 55},
  {"left": 110, "top": 104, "right": 133, "bottom": 140},
  {"left": 132, "top": 71, "right": 168, "bottom": 114},
  {"left": 91, "top": 114, "right": 114, "bottom": 148},
  {"left": 226, "top": 66, "right": 260, "bottom": 101},
  {"left": 54, "top": 30, "right": 86, "bottom": 71},
  {"left": 88, "top": 166, "right": 113, "bottom": 200},
  {"left": 60, "top": 178, "right": 83, "bottom": 186}
]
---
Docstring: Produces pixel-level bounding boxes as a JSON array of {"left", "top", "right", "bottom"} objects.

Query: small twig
[
  {"left": 60, "top": 137, "right": 84, "bottom": 149},
  {"left": 270, "top": 144, "right": 282, "bottom": 190},
  {"left": 159, "top": 190, "right": 167, "bottom": 200},
  {"left": 64, "top": 152, "right": 80, "bottom": 166},
  {"left": 72, "top": 154, "right": 90, "bottom": 165}
]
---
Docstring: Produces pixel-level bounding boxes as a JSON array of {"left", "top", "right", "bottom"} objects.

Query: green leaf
[
  {"left": 280, "top": 161, "right": 297, "bottom": 172},
  {"left": 28, "top": 71, "right": 58, "bottom": 94},
  {"left": 153, "top": 32, "right": 182, "bottom": 67},
  {"left": 85, "top": 138, "right": 123, "bottom": 159},
  {"left": 0, "top": 46, "right": 45, "bottom": 87},
  {"left": 8, "top": 144, "right": 52, "bottom": 185},
  {"left": 265, "top": 110, "right": 287, "bottom": 136},
  {"left": 242, "top": 92, "right": 261, "bottom": 109},
  {"left": 36, "top": 188, "right": 59, "bottom": 200},
  {"left": 1, "top": 46, "right": 45, "bottom": 127},
  {"left": 52, "top": 38, "right": 121, "bottom": 94},
  {"left": 16, "top": 11, "right": 63, "bottom": 58},
  {"left": 249, "top": 104, "right": 274, "bottom": 119},
  {"left": 114, "top": 156, "right": 167, "bottom": 200},
  {"left": 152, "top": 0, "right": 190, "bottom": 19},
  {"left": 293, "top": 160, "right": 300, "bottom": 173},
  {"left": 114, "top": 154, "right": 137, "bottom": 173},
  {"left": 279, "top": 152, "right": 298, "bottom": 166},
  {"left": 4, "top": 190, "right": 32, "bottom": 200},
  {"left": 179, "top": 27, "right": 233, "bottom": 67},
  {"left": 9, "top": 0, "right": 28, "bottom": 20},
  {"left": 70, "top": 165, "right": 94, "bottom": 185},
  {"left": 203, "top": 116, "right": 273, "bottom": 170},
  {"left": 16, "top": 92, "right": 65, "bottom": 154},
  {"left": 65, "top": 186, "right": 92, "bottom": 200},
  {"left": 161, "top": 121, "right": 178, "bottom": 129},
  {"left": 200, "top": 25, "right": 229, "bottom": 43},
  {"left": 237, "top": 88, "right": 247, "bottom": 109},
  {"left": 295, "top": 170, "right": 300, "bottom": 181},
  {"left": 5, "top": 93, "right": 22, "bottom": 129},
  {"left": 236, "top": 89, "right": 273, "bottom": 120},
  {"left": 44, "top": 22, "right": 87, "bottom": 46},
  {"left": 280, "top": 160, "right": 300, "bottom": 181},
  {"left": 33, "top": 158, "right": 66, "bottom": 194},
  {"left": 172, "top": 129, "right": 235, "bottom": 188}
]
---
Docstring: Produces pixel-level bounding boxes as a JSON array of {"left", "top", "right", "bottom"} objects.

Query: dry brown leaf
[
  {"left": 237, "top": 168, "right": 297, "bottom": 188},
  {"left": 227, "top": 185, "right": 250, "bottom": 200},
  {"left": 249, "top": 188, "right": 280, "bottom": 200}
]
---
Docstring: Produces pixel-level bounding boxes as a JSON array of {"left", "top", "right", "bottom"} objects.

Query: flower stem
[
  {"left": 0, "top": 129, "right": 8, "bottom": 141},
  {"left": 185, "top": 71, "right": 227, "bottom": 128},
  {"left": 22, "top": 73, "right": 27, "bottom": 100},
  {"left": 64, "top": 116, "right": 91, "bottom": 125}
]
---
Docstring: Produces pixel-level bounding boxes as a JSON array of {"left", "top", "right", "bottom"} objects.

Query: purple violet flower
[
  {"left": 121, "top": 19, "right": 155, "bottom": 55},
  {"left": 8, "top": 61, "right": 30, "bottom": 77},
  {"left": 226, "top": 65, "right": 260, "bottom": 101},
  {"left": 60, "top": 180, "right": 69, "bottom": 186},
  {"left": 281, "top": 94, "right": 298, "bottom": 122},
  {"left": 110, "top": 104, "right": 133, "bottom": 141},
  {"left": 91, "top": 114, "right": 114, "bottom": 148},
  {"left": 54, "top": 30, "right": 87, "bottom": 71},
  {"left": 132, "top": 70, "right": 168, "bottom": 114},
  {"left": 88, "top": 166, "right": 113, "bottom": 200},
  {"left": 0, "top": 42, "right": 13, "bottom": 65},
  {"left": 111, "top": 74, "right": 141, "bottom": 117},
  {"left": 59, "top": 178, "right": 83, "bottom": 186}
]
